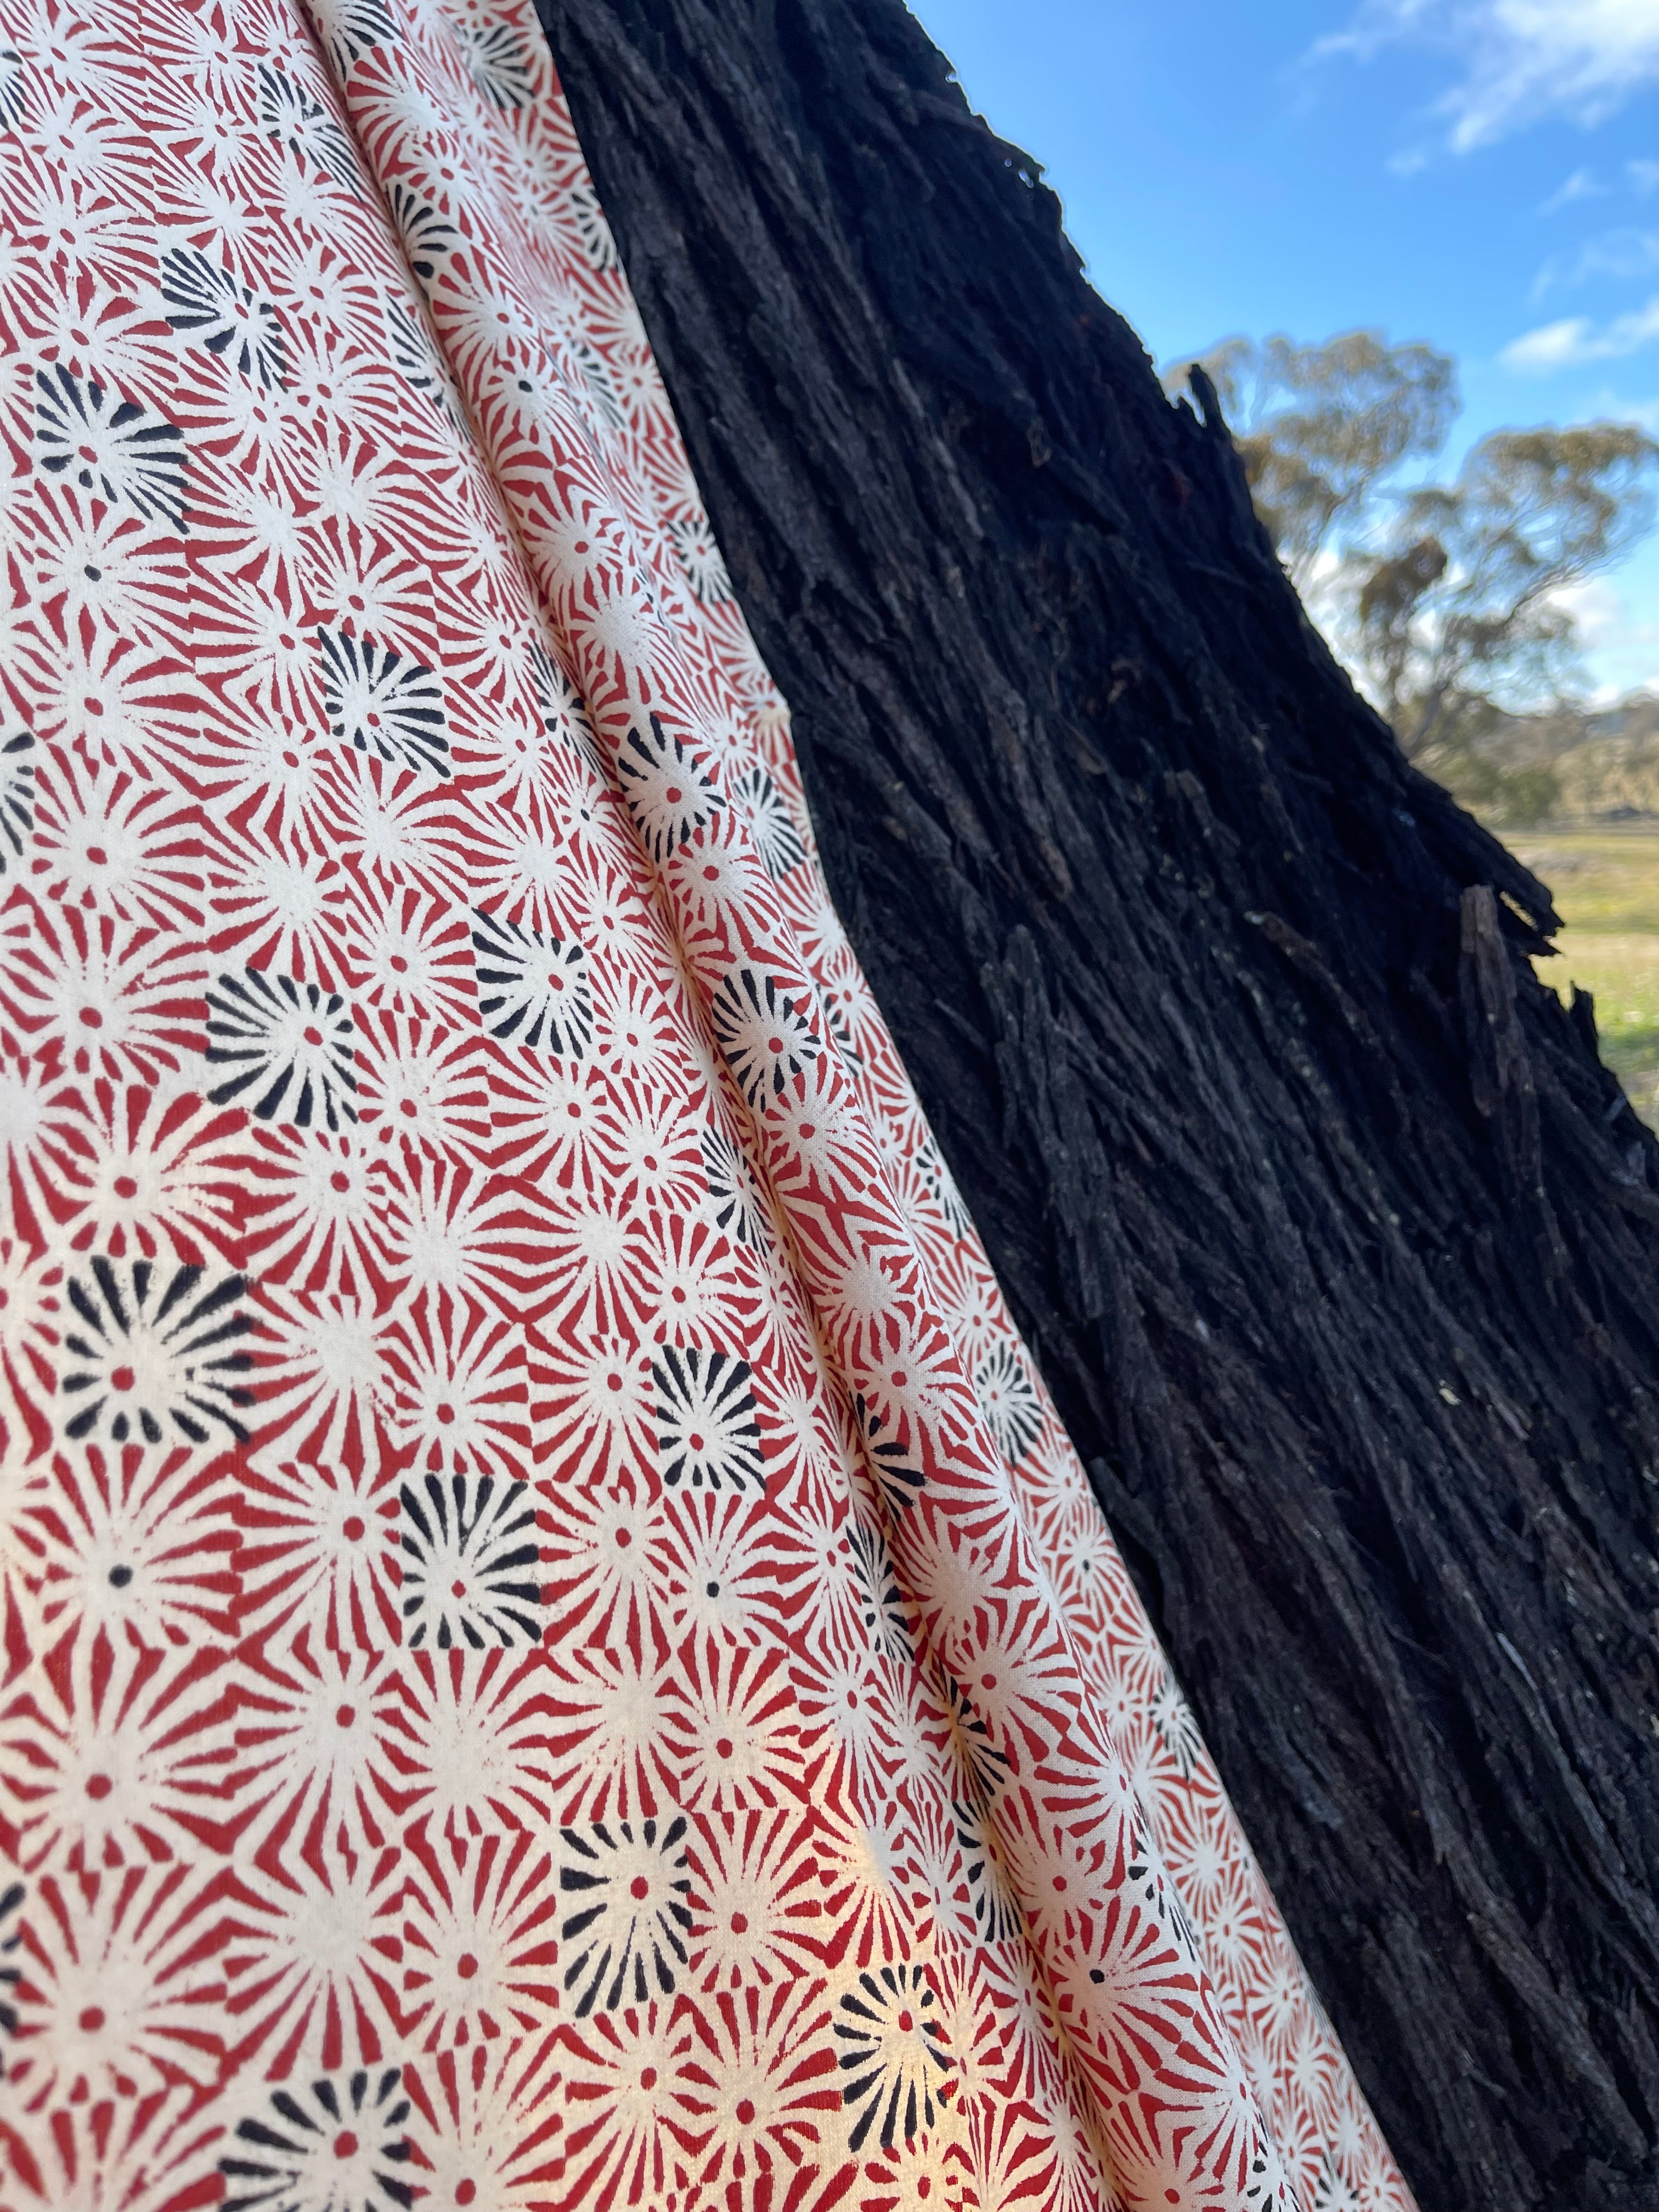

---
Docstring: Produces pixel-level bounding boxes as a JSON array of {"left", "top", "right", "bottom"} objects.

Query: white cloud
[
  {"left": 1319, "top": 0, "right": 1659, "bottom": 151},
  {"left": 1502, "top": 295, "right": 1659, "bottom": 370},
  {"left": 1561, "top": 570, "right": 1659, "bottom": 697},
  {"left": 1561, "top": 385, "right": 1659, "bottom": 432},
  {"left": 1502, "top": 317, "right": 1598, "bottom": 370},
  {"left": 1558, "top": 574, "right": 1626, "bottom": 648},
  {"left": 1532, "top": 228, "right": 1659, "bottom": 299},
  {"left": 1540, "top": 166, "right": 1604, "bottom": 215}
]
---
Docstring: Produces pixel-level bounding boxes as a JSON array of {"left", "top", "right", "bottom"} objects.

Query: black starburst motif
[
  {"left": 564, "top": 331, "right": 625, "bottom": 438},
  {"left": 710, "top": 967, "right": 822, "bottom": 1109},
  {"left": 1307, "top": 2151, "right": 1365, "bottom": 2212},
  {"left": 206, "top": 968, "right": 358, "bottom": 1129},
  {"left": 699, "top": 1125, "right": 763, "bottom": 1248},
  {"left": 953, "top": 1799, "right": 1022, "bottom": 1944},
  {"left": 36, "top": 366, "right": 186, "bottom": 529},
  {"left": 160, "top": 247, "right": 286, "bottom": 388},
  {"left": 665, "top": 514, "right": 735, "bottom": 606},
  {"left": 256, "top": 63, "right": 361, "bottom": 194},
  {"left": 972, "top": 1343, "right": 1042, "bottom": 1466},
  {"left": 652, "top": 1345, "right": 764, "bottom": 1492},
  {"left": 318, "top": 0, "right": 395, "bottom": 72},
  {"left": 529, "top": 637, "right": 600, "bottom": 763},
  {"left": 0, "top": 47, "right": 25, "bottom": 131},
  {"left": 471, "top": 910, "right": 592, "bottom": 1055},
  {"left": 614, "top": 713, "right": 723, "bottom": 862},
  {"left": 319, "top": 627, "right": 449, "bottom": 778},
  {"left": 815, "top": 980, "right": 864, "bottom": 1075},
  {"left": 0, "top": 732, "right": 33, "bottom": 873},
  {"left": 459, "top": 18, "right": 533, "bottom": 106},
  {"left": 387, "top": 180, "right": 456, "bottom": 287},
  {"left": 60, "top": 1259, "right": 253, "bottom": 1447},
  {"left": 556, "top": 1816, "right": 692, "bottom": 2017},
  {"left": 853, "top": 1392, "right": 925, "bottom": 1514},
  {"left": 399, "top": 1471, "right": 544, "bottom": 1649},
  {"left": 0, "top": 1881, "right": 21, "bottom": 2058},
  {"left": 219, "top": 2068, "right": 415, "bottom": 2211},
  {"left": 385, "top": 297, "right": 461, "bottom": 422},
  {"left": 848, "top": 1519, "right": 912, "bottom": 1661},
  {"left": 945, "top": 1675, "right": 1009, "bottom": 1805},
  {"left": 834, "top": 1963, "right": 952, "bottom": 2153},
  {"left": 566, "top": 181, "right": 618, "bottom": 272},
  {"left": 913, "top": 1132, "right": 973, "bottom": 1237},
  {"left": 733, "top": 764, "right": 805, "bottom": 878}
]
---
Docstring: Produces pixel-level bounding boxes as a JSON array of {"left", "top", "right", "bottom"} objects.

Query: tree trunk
[{"left": 537, "top": 4, "right": 1659, "bottom": 2203}]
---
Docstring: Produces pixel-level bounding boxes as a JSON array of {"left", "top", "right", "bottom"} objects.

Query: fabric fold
[{"left": 307, "top": 7, "right": 1294, "bottom": 2204}]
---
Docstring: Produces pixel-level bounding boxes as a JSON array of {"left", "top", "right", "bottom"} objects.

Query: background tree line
[{"left": 1167, "top": 333, "right": 1659, "bottom": 821}]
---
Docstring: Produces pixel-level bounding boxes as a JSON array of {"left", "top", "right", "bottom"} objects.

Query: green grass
[{"left": 1508, "top": 830, "right": 1659, "bottom": 1122}]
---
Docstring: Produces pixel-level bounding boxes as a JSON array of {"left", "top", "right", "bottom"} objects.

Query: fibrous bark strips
[{"left": 539, "top": 3, "right": 1659, "bottom": 2203}]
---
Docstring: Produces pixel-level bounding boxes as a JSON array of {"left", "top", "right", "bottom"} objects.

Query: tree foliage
[
  {"left": 1359, "top": 424, "right": 1658, "bottom": 755},
  {"left": 1170, "top": 331, "right": 1659, "bottom": 764},
  {"left": 1184, "top": 330, "right": 1459, "bottom": 584}
]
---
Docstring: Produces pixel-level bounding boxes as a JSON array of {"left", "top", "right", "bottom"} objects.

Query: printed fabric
[{"left": 0, "top": 1, "right": 1417, "bottom": 2207}]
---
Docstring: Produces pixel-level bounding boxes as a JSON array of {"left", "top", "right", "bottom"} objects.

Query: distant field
[{"left": 1508, "top": 829, "right": 1659, "bottom": 1124}]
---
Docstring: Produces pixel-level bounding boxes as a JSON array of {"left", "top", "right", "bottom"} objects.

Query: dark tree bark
[{"left": 536, "top": 3, "right": 1659, "bottom": 2203}]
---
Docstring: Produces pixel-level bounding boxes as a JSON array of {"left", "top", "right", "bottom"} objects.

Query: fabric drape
[{"left": 0, "top": 1, "right": 1412, "bottom": 2206}]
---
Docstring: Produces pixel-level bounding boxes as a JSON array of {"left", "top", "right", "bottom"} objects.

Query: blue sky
[{"left": 909, "top": 0, "right": 1659, "bottom": 701}]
